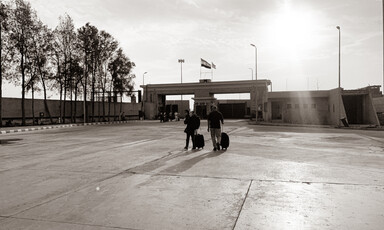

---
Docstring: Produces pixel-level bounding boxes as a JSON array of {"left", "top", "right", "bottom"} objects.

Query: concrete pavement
[
  {"left": 0, "top": 120, "right": 383, "bottom": 229},
  {"left": 0, "top": 120, "right": 134, "bottom": 134}
]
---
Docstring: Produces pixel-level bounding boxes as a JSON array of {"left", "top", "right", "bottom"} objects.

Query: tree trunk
[
  {"left": 120, "top": 92, "right": 123, "bottom": 120},
  {"left": 63, "top": 57, "right": 68, "bottom": 124},
  {"left": 21, "top": 52, "right": 26, "bottom": 126},
  {"left": 113, "top": 91, "right": 116, "bottom": 121},
  {"left": 32, "top": 84, "right": 35, "bottom": 125},
  {"left": 41, "top": 73, "right": 53, "bottom": 124},
  {"left": 59, "top": 82, "right": 62, "bottom": 123},
  {"left": 63, "top": 76, "right": 67, "bottom": 124},
  {"left": 57, "top": 59, "right": 62, "bottom": 124},
  {"left": 70, "top": 78, "right": 73, "bottom": 123},
  {"left": 108, "top": 87, "right": 111, "bottom": 122},
  {"left": 83, "top": 54, "right": 87, "bottom": 123},
  {"left": 74, "top": 83, "right": 77, "bottom": 123},
  {"left": 91, "top": 61, "right": 95, "bottom": 122},
  {"left": 97, "top": 90, "right": 100, "bottom": 121},
  {"left": 0, "top": 25, "right": 2, "bottom": 128},
  {"left": 102, "top": 69, "right": 107, "bottom": 121},
  {"left": 70, "top": 61, "right": 73, "bottom": 123}
]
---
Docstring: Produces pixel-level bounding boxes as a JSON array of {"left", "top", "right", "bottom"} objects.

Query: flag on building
[
  {"left": 201, "top": 58, "right": 211, "bottom": 69},
  {"left": 211, "top": 62, "right": 216, "bottom": 69}
]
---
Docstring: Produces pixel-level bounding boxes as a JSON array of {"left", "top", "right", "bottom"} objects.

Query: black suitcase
[
  {"left": 221, "top": 132, "right": 229, "bottom": 150},
  {"left": 195, "top": 134, "right": 205, "bottom": 149}
]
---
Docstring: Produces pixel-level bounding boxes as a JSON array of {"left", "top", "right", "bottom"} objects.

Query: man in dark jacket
[
  {"left": 184, "top": 110, "right": 200, "bottom": 150},
  {"left": 207, "top": 105, "right": 224, "bottom": 151}
]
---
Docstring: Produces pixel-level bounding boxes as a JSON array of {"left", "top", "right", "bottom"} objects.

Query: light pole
[
  {"left": 248, "top": 68, "right": 253, "bottom": 80},
  {"left": 142, "top": 72, "right": 147, "bottom": 104},
  {"left": 142, "top": 72, "right": 147, "bottom": 86},
  {"left": 336, "top": 26, "right": 341, "bottom": 127},
  {"left": 250, "top": 44, "right": 258, "bottom": 121},
  {"left": 250, "top": 44, "right": 257, "bottom": 80},
  {"left": 336, "top": 26, "right": 341, "bottom": 89},
  {"left": 178, "top": 59, "right": 184, "bottom": 101}
]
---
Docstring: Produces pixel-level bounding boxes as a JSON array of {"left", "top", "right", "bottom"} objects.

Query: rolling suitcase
[
  {"left": 194, "top": 133, "right": 205, "bottom": 149},
  {"left": 220, "top": 132, "right": 229, "bottom": 150},
  {"left": 220, "top": 124, "right": 229, "bottom": 150}
]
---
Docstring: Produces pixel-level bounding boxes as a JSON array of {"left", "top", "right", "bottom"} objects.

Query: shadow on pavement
[{"left": 160, "top": 150, "right": 226, "bottom": 174}]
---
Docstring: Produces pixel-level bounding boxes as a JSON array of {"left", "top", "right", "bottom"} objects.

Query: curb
[
  {"left": 0, "top": 120, "right": 133, "bottom": 135},
  {"left": 251, "top": 121, "right": 384, "bottom": 131}
]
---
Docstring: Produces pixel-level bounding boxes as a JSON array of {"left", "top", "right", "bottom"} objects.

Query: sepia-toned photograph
[{"left": 0, "top": 0, "right": 384, "bottom": 229}]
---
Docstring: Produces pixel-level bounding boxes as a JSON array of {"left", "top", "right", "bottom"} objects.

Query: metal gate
[{"left": 219, "top": 103, "right": 246, "bottom": 119}]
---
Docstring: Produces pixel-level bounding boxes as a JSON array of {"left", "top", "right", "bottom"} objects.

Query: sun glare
[
  {"left": 268, "top": 6, "right": 319, "bottom": 56},
  {"left": 264, "top": 3, "right": 322, "bottom": 90}
]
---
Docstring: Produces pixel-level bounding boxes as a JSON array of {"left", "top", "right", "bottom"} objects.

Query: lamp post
[
  {"left": 336, "top": 26, "right": 341, "bottom": 127},
  {"left": 248, "top": 68, "right": 253, "bottom": 80},
  {"left": 336, "top": 26, "right": 341, "bottom": 89},
  {"left": 142, "top": 72, "right": 147, "bottom": 86},
  {"left": 142, "top": 72, "right": 147, "bottom": 104},
  {"left": 178, "top": 59, "right": 184, "bottom": 101},
  {"left": 250, "top": 44, "right": 258, "bottom": 121},
  {"left": 250, "top": 44, "right": 257, "bottom": 80}
]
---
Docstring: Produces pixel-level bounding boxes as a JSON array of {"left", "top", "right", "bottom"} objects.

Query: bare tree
[
  {"left": 8, "top": 0, "right": 38, "bottom": 125},
  {"left": 52, "top": 14, "right": 77, "bottom": 123},
  {"left": 0, "top": 2, "right": 12, "bottom": 127},
  {"left": 108, "top": 48, "right": 135, "bottom": 120},
  {"left": 28, "top": 20, "right": 54, "bottom": 124},
  {"left": 98, "top": 30, "right": 118, "bottom": 121},
  {"left": 77, "top": 23, "right": 98, "bottom": 123}
]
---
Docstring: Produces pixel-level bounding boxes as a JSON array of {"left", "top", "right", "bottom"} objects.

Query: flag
[
  {"left": 201, "top": 58, "right": 211, "bottom": 69},
  {"left": 211, "top": 62, "right": 216, "bottom": 69}
]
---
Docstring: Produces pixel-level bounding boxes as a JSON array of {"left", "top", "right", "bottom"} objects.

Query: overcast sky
[{"left": 3, "top": 0, "right": 384, "bottom": 97}]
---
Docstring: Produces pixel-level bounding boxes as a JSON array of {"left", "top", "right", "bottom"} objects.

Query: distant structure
[
  {"left": 141, "top": 79, "right": 270, "bottom": 120},
  {"left": 267, "top": 86, "right": 382, "bottom": 126},
  {"left": 141, "top": 80, "right": 383, "bottom": 127}
]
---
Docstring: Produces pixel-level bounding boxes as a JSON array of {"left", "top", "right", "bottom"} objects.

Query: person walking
[
  {"left": 184, "top": 110, "right": 200, "bottom": 150},
  {"left": 207, "top": 105, "right": 224, "bottom": 151}
]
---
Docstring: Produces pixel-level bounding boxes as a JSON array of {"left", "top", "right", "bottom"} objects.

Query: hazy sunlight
[{"left": 268, "top": 4, "right": 319, "bottom": 58}]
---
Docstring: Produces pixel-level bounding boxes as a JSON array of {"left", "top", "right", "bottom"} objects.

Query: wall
[
  {"left": 363, "top": 94, "right": 380, "bottom": 125},
  {"left": 144, "top": 102, "right": 156, "bottom": 119},
  {"left": 267, "top": 90, "right": 332, "bottom": 125},
  {"left": 327, "top": 88, "right": 346, "bottom": 126},
  {"left": 285, "top": 97, "right": 330, "bottom": 124},
  {"left": 1, "top": 97, "right": 141, "bottom": 124},
  {"left": 373, "top": 97, "right": 384, "bottom": 113}
]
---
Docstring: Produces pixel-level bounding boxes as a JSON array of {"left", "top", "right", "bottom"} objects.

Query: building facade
[{"left": 142, "top": 80, "right": 382, "bottom": 126}]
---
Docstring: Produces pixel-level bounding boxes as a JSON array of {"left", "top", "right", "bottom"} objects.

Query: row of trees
[{"left": 0, "top": 0, "right": 136, "bottom": 127}]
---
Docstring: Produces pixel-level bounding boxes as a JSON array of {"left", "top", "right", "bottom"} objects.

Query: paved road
[{"left": 0, "top": 120, "right": 383, "bottom": 230}]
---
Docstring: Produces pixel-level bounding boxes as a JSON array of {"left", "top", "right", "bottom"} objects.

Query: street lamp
[
  {"left": 336, "top": 26, "right": 341, "bottom": 89},
  {"left": 248, "top": 68, "right": 253, "bottom": 80},
  {"left": 142, "top": 72, "right": 147, "bottom": 86},
  {"left": 178, "top": 59, "right": 184, "bottom": 101},
  {"left": 142, "top": 72, "right": 148, "bottom": 105},
  {"left": 336, "top": 26, "right": 341, "bottom": 127},
  {"left": 250, "top": 44, "right": 257, "bottom": 80},
  {"left": 250, "top": 44, "right": 258, "bottom": 121}
]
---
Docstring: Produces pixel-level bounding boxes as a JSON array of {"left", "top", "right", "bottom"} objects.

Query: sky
[{"left": 3, "top": 0, "right": 384, "bottom": 98}]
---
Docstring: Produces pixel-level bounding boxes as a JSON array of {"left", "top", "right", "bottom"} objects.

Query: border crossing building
[{"left": 141, "top": 79, "right": 384, "bottom": 127}]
